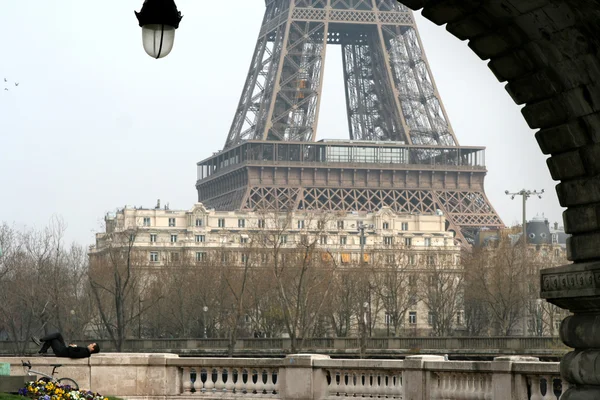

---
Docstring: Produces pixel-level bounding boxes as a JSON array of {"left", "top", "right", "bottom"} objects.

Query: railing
[
  {"left": 0, "top": 354, "right": 566, "bottom": 399},
  {"left": 0, "top": 337, "right": 568, "bottom": 357}
]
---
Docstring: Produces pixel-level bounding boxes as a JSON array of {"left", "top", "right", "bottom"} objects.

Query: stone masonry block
[
  {"left": 421, "top": 1, "right": 480, "bottom": 25},
  {"left": 469, "top": 29, "right": 519, "bottom": 60},
  {"left": 583, "top": 113, "right": 600, "bottom": 143},
  {"left": 504, "top": 0, "right": 550, "bottom": 14},
  {"left": 488, "top": 49, "right": 538, "bottom": 82},
  {"left": 579, "top": 143, "right": 600, "bottom": 176},
  {"left": 567, "top": 232, "right": 600, "bottom": 261},
  {"left": 563, "top": 204, "right": 600, "bottom": 235},
  {"left": 521, "top": 96, "right": 569, "bottom": 129},
  {"left": 446, "top": 13, "right": 493, "bottom": 41},
  {"left": 513, "top": 3, "right": 576, "bottom": 42},
  {"left": 535, "top": 120, "right": 589, "bottom": 155},
  {"left": 546, "top": 150, "right": 586, "bottom": 181},
  {"left": 556, "top": 176, "right": 600, "bottom": 207},
  {"left": 506, "top": 69, "right": 563, "bottom": 104}
]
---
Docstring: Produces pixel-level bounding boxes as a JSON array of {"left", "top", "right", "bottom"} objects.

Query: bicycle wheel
[{"left": 57, "top": 378, "right": 79, "bottom": 391}]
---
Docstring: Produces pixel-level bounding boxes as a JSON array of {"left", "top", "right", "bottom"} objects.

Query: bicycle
[{"left": 21, "top": 360, "right": 80, "bottom": 390}]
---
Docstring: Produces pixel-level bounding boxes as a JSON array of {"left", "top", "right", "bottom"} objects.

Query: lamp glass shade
[{"left": 141, "top": 24, "right": 176, "bottom": 59}]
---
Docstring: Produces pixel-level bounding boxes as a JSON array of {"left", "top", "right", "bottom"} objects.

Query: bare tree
[
  {"left": 418, "top": 250, "right": 463, "bottom": 336},
  {"left": 464, "top": 237, "right": 529, "bottom": 336},
  {"left": 89, "top": 226, "right": 161, "bottom": 351}
]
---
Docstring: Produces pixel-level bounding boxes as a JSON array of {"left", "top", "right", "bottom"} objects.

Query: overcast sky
[{"left": 0, "top": 1, "right": 564, "bottom": 245}]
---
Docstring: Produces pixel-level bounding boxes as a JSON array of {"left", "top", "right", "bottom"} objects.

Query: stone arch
[{"left": 396, "top": 1, "right": 600, "bottom": 396}]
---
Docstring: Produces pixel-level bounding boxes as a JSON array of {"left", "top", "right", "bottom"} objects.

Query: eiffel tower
[{"left": 196, "top": 0, "right": 503, "bottom": 244}]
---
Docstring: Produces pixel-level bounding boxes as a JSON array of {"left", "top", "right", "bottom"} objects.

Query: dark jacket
[{"left": 64, "top": 345, "right": 91, "bottom": 359}]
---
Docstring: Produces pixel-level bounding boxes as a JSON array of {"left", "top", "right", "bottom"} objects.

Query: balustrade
[
  {"left": 179, "top": 360, "right": 282, "bottom": 398},
  {"left": 0, "top": 354, "right": 565, "bottom": 399}
]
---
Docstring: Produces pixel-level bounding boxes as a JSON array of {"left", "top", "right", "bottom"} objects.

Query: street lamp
[
  {"left": 202, "top": 306, "right": 208, "bottom": 339},
  {"left": 135, "top": 0, "right": 183, "bottom": 59}
]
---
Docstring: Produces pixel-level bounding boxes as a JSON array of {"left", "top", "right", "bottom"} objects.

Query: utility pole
[
  {"left": 505, "top": 189, "right": 544, "bottom": 250},
  {"left": 505, "top": 188, "right": 544, "bottom": 336}
]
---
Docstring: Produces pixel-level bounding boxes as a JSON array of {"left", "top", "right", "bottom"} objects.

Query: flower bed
[{"left": 18, "top": 381, "right": 108, "bottom": 400}]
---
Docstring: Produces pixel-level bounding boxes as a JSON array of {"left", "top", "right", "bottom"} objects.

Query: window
[
  {"left": 150, "top": 234, "right": 157, "bottom": 243},
  {"left": 280, "top": 235, "right": 287, "bottom": 244},
  {"left": 554, "top": 248, "right": 560, "bottom": 258},
  {"left": 337, "top": 221, "right": 344, "bottom": 229},
  {"left": 320, "top": 235, "right": 328, "bottom": 245},
  {"left": 218, "top": 218, "right": 226, "bottom": 228},
  {"left": 424, "top": 237, "right": 432, "bottom": 247},
  {"left": 241, "top": 253, "right": 249, "bottom": 263},
  {"left": 428, "top": 312, "right": 436, "bottom": 326},
  {"left": 384, "top": 236, "right": 393, "bottom": 245},
  {"left": 195, "top": 235, "right": 205, "bottom": 243},
  {"left": 386, "top": 254, "right": 395, "bottom": 263},
  {"left": 238, "top": 219, "right": 245, "bottom": 228},
  {"left": 456, "top": 311, "right": 464, "bottom": 326},
  {"left": 408, "top": 311, "right": 417, "bottom": 324},
  {"left": 401, "top": 222, "right": 409, "bottom": 231},
  {"left": 261, "top": 253, "right": 268, "bottom": 263},
  {"left": 409, "top": 274, "right": 417, "bottom": 286},
  {"left": 195, "top": 218, "right": 203, "bottom": 227},
  {"left": 221, "top": 252, "right": 228, "bottom": 263},
  {"left": 196, "top": 252, "right": 206, "bottom": 262},
  {"left": 383, "top": 222, "right": 390, "bottom": 230},
  {"left": 428, "top": 275, "right": 436, "bottom": 287},
  {"left": 170, "top": 252, "right": 180, "bottom": 262},
  {"left": 341, "top": 253, "right": 351, "bottom": 264},
  {"left": 171, "top": 234, "right": 177, "bottom": 243},
  {"left": 404, "top": 237, "right": 412, "bottom": 247},
  {"left": 258, "top": 219, "right": 266, "bottom": 229},
  {"left": 339, "top": 236, "right": 347, "bottom": 245},
  {"left": 143, "top": 217, "right": 151, "bottom": 227},
  {"left": 385, "top": 313, "right": 392, "bottom": 325},
  {"left": 359, "top": 236, "right": 366, "bottom": 245},
  {"left": 150, "top": 252, "right": 159, "bottom": 262},
  {"left": 409, "top": 254, "right": 416, "bottom": 265},
  {"left": 297, "top": 220, "right": 305, "bottom": 229},
  {"left": 240, "top": 236, "right": 248, "bottom": 244},
  {"left": 129, "top": 234, "right": 135, "bottom": 243},
  {"left": 317, "top": 220, "right": 325, "bottom": 230},
  {"left": 427, "top": 255, "right": 435, "bottom": 266},
  {"left": 168, "top": 218, "right": 176, "bottom": 227},
  {"left": 300, "top": 235, "right": 308, "bottom": 245}
]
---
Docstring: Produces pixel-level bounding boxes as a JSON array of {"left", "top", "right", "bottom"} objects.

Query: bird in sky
[
  {"left": 14, "top": 83, "right": 18, "bottom": 86},
  {"left": 3, "top": 78, "right": 6, "bottom": 82},
  {"left": 3, "top": 88, "right": 8, "bottom": 91}
]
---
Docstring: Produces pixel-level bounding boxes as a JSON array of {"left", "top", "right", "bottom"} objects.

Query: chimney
[
  {"left": 156, "top": 199, "right": 161, "bottom": 209},
  {"left": 554, "top": 222, "right": 559, "bottom": 230}
]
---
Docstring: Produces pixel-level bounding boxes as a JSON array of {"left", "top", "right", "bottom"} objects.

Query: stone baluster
[
  {"left": 182, "top": 367, "right": 193, "bottom": 394},
  {"left": 346, "top": 371, "right": 357, "bottom": 396},
  {"left": 529, "top": 375, "right": 543, "bottom": 400},
  {"left": 213, "top": 367, "right": 225, "bottom": 394},
  {"left": 264, "top": 368, "right": 276, "bottom": 396},
  {"left": 247, "top": 369, "right": 258, "bottom": 395},
  {"left": 272, "top": 368, "right": 280, "bottom": 395},
  {"left": 483, "top": 375, "right": 493, "bottom": 400},
  {"left": 559, "top": 380, "right": 570, "bottom": 399},
  {"left": 356, "top": 370, "right": 368, "bottom": 397},
  {"left": 224, "top": 368, "right": 235, "bottom": 394},
  {"left": 454, "top": 373, "right": 463, "bottom": 398},
  {"left": 541, "top": 375, "right": 556, "bottom": 400},
  {"left": 337, "top": 370, "right": 348, "bottom": 397},
  {"left": 233, "top": 369, "right": 245, "bottom": 394},
  {"left": 393, "top": 372, "right": 404, "bottom": 398},
  {"left": 203, "top": 368, "right": 215, "bottom": 394}
]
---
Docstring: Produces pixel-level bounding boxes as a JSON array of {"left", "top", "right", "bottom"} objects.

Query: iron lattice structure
[{"left": 197, "top": 0, "right": 503, "bottom": 244}]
